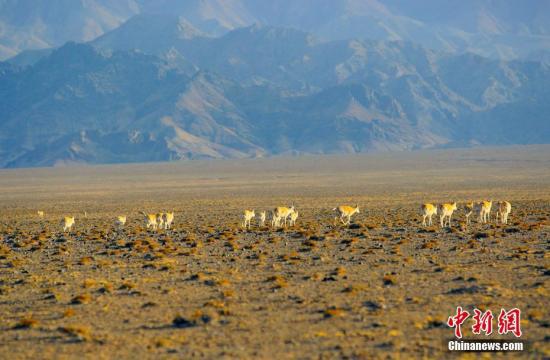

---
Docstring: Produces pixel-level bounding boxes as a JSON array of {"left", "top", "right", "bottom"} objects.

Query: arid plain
[{"left": 0, "top": 146, "right": 549, "bottom": 359}]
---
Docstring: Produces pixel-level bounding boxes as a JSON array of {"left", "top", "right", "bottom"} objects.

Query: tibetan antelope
[
  {"left": 289, "top": 210, "right": 299, "bottom": 227},
  {"left": 258, "top": 211, "right": 266, "bottom": 227},
  {"left": 243, "top": 210, "right": 255, "bottom": 229},
  {"left": 271, "top": 210, "right": 281, "bottom": 228},
  {"left": 464, "top": 202, "right": 474, "bottom": 225},
  {"left": 115, "top": 215, "right": 127, "bottom": 228},
  {"left": 141, "top": 212, "right": 158, "bottom": 230},
  {"left": 163, "top": 212, "right": 174, "bottom": 229},
  {"left": 62, "top": 216, "right": 75, "bottom": 232},
  {"left": 477, "top": 200, "right": 492, "bottom": 223},
  {"left": 156, "top": 213, "right": 165, "bottom": 229},
  {"left": 334, "top": 205, "right": 360, "bottom": 225},
  {"left": 438, "top": 202, "right": 457, "bottom": 228},
  {"left": 37, "top": 210, "right": 45, "bottom": 218},
  {"left": 496, "top": 201, "right": 512, "bottom": 224},
  {"left": 272, "top": 206, "right": 295, "bottom": 228},
  {"left": 421, "top": 203, "right": 437, "bottom": 226}
]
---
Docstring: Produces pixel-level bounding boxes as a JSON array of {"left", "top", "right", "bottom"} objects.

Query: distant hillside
[
  {"left": 1, "top": 26, "right": 549, "bottom": 168},
  {"left": 0, "top": 0, "right": 139, "bottom": 60},
  {"left": 2, "top": 0, "right": 550, "bottom": 61}
]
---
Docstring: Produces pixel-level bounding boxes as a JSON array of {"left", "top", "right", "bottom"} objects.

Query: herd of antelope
[
  {"left": 241, "top": 205, "right": 359, "bottom": 230},
  {"left": 421, "top": 200, "right": 512, "bottom": 228},
  {"left": 44, "top": 200, "right": 511, "bottom": 233}
]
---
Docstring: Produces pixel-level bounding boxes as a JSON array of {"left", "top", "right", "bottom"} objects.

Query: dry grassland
[{"left": 0, "top": 146, "right": 549, "bottom": 359}]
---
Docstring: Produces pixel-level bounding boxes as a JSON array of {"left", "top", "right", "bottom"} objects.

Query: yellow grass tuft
[
  {"left": 82, "top": 279, "right": 97, "bottom": 288},
  {"left": 334, "top": 267, "right": 346, "bottom": 277},
  {"left": 63, "top": 308, "right": 76, "bottom": 318},
  {"left": 154, "top": 338, "right": 173, "bottom": 348},
  {"left": 383, "top": 274, "right": 396, "bottom": 286},
  {"left": 204, "top": 300, "right": 225, "bottom": 309},
  {"left": 323, "top": 307, "right": 346, "bottom": 318},
  {"left": 119, "top": 281, "right": 136, "bottom": 290},
  {"left": 78, "top": 256, "right": 94, "bottom": 265},
  {"left": 267, "top": 275, "right": 288, "bottom": 289},
  {"left": 71, "top": 293, "right": 92, "bottom": 304},
  {"left": 13, "top": 316, "right": 39, "bottom": 329},
  {"left": 59, "top": 325, "right": 92, "bottom": 341}
]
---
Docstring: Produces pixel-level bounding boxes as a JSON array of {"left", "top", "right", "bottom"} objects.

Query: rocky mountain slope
[
  {"left": 2, "top": 0, "right": 550, "bottom": 61},
  {"left": 1, "top": 24, "right": 548, "bottom": 168}
]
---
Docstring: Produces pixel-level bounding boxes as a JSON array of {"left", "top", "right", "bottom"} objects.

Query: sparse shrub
[
  {"left": 13, "top": 316, "right": 39, "bottom": 329},
  {"left": 59, "top": 325, "right": 92, "bottom": 341},
  {"left": 98, "top": 281, "right": 113, "bottom": 293},
  {"left": 323, "top": 307, "right": 346, "bottom": 318},
  {"left": 383, "top": 274, "right": 396, "bottom": 286},
  {"left": 204, "top": 300, "right": 225, "bottom": 309},
  {"left": 83, "top": 279, "right": 97, "bottom": 288},
  {"left": 119, "top": 281, "right": 136, "bottom": 290},
  {"left": 63, "top": 309, "right": 76, "bottom": 318},
  {"left": 342, "top": 284, "right": 366, "bottom": 295},
  {"left": 267, "top": 275, "right": 288, "bottom": 289},
  {"left": 154, "top": 338, "right": 173, "bottom": 348},
  {"left": 78, "top": 256, "right": 94, "bottom": 265},
  {"left": 222, "top": 289, "right": 235, "bottom": 298},
  {"left": 334, "top": 267, "right": 346, "bottom": 277},
  {"left": 71, "top": 293, "right": 92, "bottom": 304}
]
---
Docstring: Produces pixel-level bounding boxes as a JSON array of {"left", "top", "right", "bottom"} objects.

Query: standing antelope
[
  {"left": 477, "top": 201, "right": 492, "bottom": 223},
  {"left": 258, "top": 211, "right": 266, "bottom": 227},
  {"left": 62, "top": 216, "right": 75, "bottom": 232},
  {"left": 271, "top": 211, "right": 281, "bottom": 228},
  {"left": 496, "top": 201, "right": 512, "bottom": 224},
  {"left": 438, "top": 202, "right": 457, "bottom": 228},
  {"left": 37, "top": 211, "right": 45, "bottom": 218},
  {"left": 141, "top": 212, "right": 158, "bottom": 230},
  {"left": 115, "top": 215, "right": 127, "bottom": 228},
  {"left": 243, "top": 210, "right": 255, "bottom": 229},
  {"left": 333, "top": 205, "right": 360, "bottom": 225},
  {"left": 289, "top": 210, "right": 299, "bottom": 227},
  {"left": 421, "top": 203, "right": 437, "bottom": 226},
  {"left": 156, "top": 213, "right": 165, "bottom": 229},
  {"left": 464, "top": 202, "right": 474, "bottom": 225},
  {"left": 163, "top": 212, "right": 174, "bottom": 229},
  {"left": 273, "top": 206, "right": 295, "bottom": 228}
]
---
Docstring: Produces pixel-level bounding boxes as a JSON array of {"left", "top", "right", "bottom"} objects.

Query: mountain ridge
[
  {"left": 1, "top": 27, "right": 548, "bottom": 168},
  {"left": 2, "top": 1, "right": 550, "bottom": 61}
]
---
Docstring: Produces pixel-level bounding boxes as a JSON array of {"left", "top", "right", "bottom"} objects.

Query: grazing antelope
[
  {"left": 115, "top": 215, "right": 127, "bottom": 227},
  {"left": 258, "top": 211, "right": 266, "bottom": 227},
  {"left": 273, "top": 206, "right": 295, "bottom": 228},
  {"left": 289, "top": 210, "right": 299, "bottom": 227},
  {"left": 141, "top": 212, "right": 158, "bottom": 230},
  {"left": 464, "top": 202, "right": 474, "bottom": 225},
  {"left": 496, "top": 201, "right": 512, "bottom": 224},
  {"left": 438, "top": 202, "right": 457, "bottom": 228},
  {"left": 333, "top": 205, "right": 360, "bottom": 225},
  {"left": 421, "top": 203, "right": 437, "bottom": 226},
  {"left": 163, "top": 212, "right": 174, "bottom": 229},
  {"left": 477, "top": 200, "right": 492, "bottom": 223},
  {"left": 243, "top": 210, "right": 255, "bottom": 229},
  {"left": 37, "top": 211, "right": 45, "bottom": 218},
  {"left": 62, "top": 216, "right": 75, "bottom": 232}
]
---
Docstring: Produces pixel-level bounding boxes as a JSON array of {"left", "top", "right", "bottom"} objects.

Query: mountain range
[
  {"left": 2, "top": 0, "right": 550, "bottom": 62},
  {"left": 0, "top": 2, "right": 549, "bottom": 168}
]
